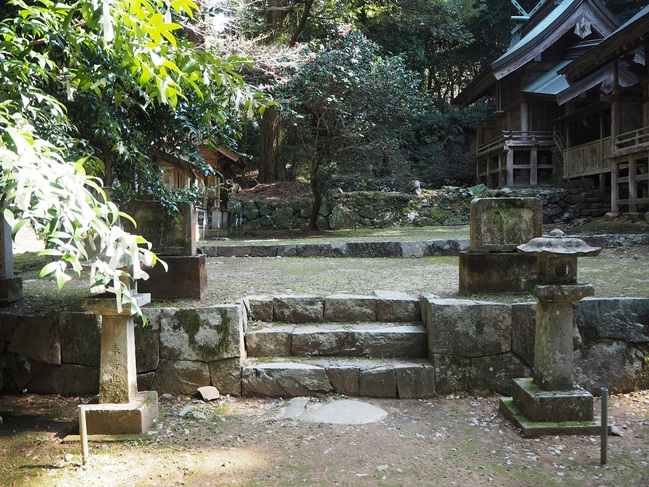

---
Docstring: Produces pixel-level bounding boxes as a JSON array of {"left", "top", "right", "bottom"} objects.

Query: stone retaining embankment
[
  {"left": 201, "top": 234, "right": 649, "bottom": 258},
  {"left": 227, "top": 185, "right": 611, "bottom": 231},
  {"left": 1, "top": 296, "right": 646, "bottom": 397}
]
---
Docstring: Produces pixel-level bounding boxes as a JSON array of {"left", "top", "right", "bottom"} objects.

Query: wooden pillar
[
  {"left": 629, "top": 156, "right": 637, "bottom": 213},
  {"left": 611, "top": 158, "right": 619, "bottom": 213},
  {"left": 506, "top": 149, "right": 514, "bottom": 186},
  {"left": 530, "top": 147, "right": 538, "bottom": 185}
]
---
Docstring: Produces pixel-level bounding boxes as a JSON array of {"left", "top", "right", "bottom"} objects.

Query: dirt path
[{"left": 1, "top": 392, "right": 647, "bottom": 486}]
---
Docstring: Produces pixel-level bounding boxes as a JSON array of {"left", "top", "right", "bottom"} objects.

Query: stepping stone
[{"left": 300, "top": 400, "right": 388, "bottom": 424}]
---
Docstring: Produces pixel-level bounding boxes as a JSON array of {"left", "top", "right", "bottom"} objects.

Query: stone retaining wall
[
  {"left": 1, "top": 297, "right": 646, "bottom": 397},
  {"left": 227, "top": 185, "right": 609, "bottom": 231}
]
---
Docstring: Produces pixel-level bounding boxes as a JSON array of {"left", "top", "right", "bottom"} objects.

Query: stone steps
[
  {"left": 245, "top": 322, "right": 427, "bottom": 359},
  {"left": 241, "top": 357, "right": 435, "bottom": 398},
  {"left": 241, "top": 293, "right": 437, "bottom": 398}
]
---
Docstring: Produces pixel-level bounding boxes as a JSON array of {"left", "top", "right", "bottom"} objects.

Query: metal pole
[
  {"left": 79, "top": 405, "right": 89, "bottom": 465},
  {"left": 601, "top": 387, "right": 608, "bottom": 465}
]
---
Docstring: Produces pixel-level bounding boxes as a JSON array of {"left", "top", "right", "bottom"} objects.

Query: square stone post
[{"left": 82, "top": 293, "right": 159, "bottom": 435}]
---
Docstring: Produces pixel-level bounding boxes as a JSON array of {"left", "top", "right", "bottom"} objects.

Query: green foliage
[
  {"left": 0, "top": 0, "right": 263, "bottom": 314},
  {"left": 278, "top": 29, "right": 425, "bottom": 226}
]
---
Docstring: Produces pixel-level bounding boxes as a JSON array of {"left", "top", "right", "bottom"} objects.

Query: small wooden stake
[{"left": 78, "top": 405, "right": 89, "bottom": 465}]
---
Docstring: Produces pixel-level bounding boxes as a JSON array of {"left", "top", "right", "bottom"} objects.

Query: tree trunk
[
  {"left": 258, "top": 106, "right": 283, "bottom": 183},
  {"left": 308, "top": 159, "right": 321, "bottom": 230}
]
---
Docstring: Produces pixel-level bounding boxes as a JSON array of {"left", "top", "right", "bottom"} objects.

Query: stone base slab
[
  {"left": 0, "top": 277, "right": 23, "bottom": 305},
  {"left": 499, "top": 398, "right": 608, "bottom": 438},
  {"left": 511, "top": 378, "right": 593, "bottom": 422},
  {"left": 459, "top": 252, "right": 536, "bottom": 294},
  {"left": 138, "top": 254, "right": 206, "bottom": 299},
  {"left": 84, "top": 391, "right": 159, "bottom": 435}
]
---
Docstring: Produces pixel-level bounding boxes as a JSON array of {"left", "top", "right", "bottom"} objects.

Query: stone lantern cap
[{"left": 516, "top": 229, "right": 600, "bottom": 257}]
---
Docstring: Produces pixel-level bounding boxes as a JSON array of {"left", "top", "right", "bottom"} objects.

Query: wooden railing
[
  {"left": 563, "top": 137, "right": 611, "bottom": 178},
  {"left": 477, "top": 131, "right": 556, "bottom": 157},
  {"left": 615, "top": 126, "right": 649, "bottom": 152}
]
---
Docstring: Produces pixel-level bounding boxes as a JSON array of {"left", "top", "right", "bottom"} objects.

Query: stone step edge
[
  {"left": 246, "top": 321, "right": 425, "bottom": 331},
  {"left": 241, "top": 358, "right": 436, "bottom": 399},
  {"left": 243, "top": 357, "right": 433, "bottom": 369}
]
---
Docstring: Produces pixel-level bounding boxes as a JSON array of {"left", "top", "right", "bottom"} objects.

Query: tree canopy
[{"left": 0, "top": 0, "right": 262, "bottom": 313}]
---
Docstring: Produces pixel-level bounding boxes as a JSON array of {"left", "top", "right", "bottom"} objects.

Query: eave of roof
[
  {"left": 560, "top": 5, "right": 649, "bottom": 81},
  {"left": 453, "top": 0, "right": 618, "bottom": 108}
]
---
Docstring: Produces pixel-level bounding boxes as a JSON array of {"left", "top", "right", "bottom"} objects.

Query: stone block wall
[
  {"left": 421, "top": 296, "right": 649, "bottom": 396},
  {"left": 1, "top": 297, "right": 646, "bottom": 397},
  {"left": 226, "top": 185, "right": 609, "bottom": 232},
  {"left": 0, "top": 305, "right": 245, "bottom": 397}
]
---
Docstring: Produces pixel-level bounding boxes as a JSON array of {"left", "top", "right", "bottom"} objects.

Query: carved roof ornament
[{"left": 575, "top": 17, "right": 592, "bottom": 38}]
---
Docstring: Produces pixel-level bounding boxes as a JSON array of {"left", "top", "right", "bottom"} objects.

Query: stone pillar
[
  {"left": 526, "top": 283, "right": 593, "bottom": 390},
  {"left": 82, "top": 293, "right": 159, "bottom": 435},
  {"left": 98, "top": 312, "right": 139, "bottom": 403},
  {"left": 0, "top": 210, "right": 23, "bottom": 305}
]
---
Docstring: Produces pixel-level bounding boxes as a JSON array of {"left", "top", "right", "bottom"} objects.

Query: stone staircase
[{"left": 241, "top": 293, "right": 435, "bottom": 398}]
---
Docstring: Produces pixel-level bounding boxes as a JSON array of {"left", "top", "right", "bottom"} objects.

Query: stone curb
[{"left": 200, "top": 234, "right": 646, "bottom": 258}]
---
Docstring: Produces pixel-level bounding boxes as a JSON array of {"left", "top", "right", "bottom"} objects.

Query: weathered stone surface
[
  {"left": 424, "top": 298, "right": 511, "bottom": 357},
  {"left": 470, "top": 353, "right": 532, "bottom": 396},
  {"left": 346, "top": 241, "right": 401, "bottom": 258},
  {"left": 511, "top": 302, "right": 536, "bottom": 367},
  {"left": 324, "top": 295, "right": 377, "bottom": 322},
  {"left": 160, "top": 306, "right": 243, "bottom": 362},
  {"left": 326, "top": 364, "right": 360, "bottom": 396},
  {"left": 246, "top": 326, "right": 293, "bottom": 357},
  {"left": 7, "top": 315, "right": 61, "bottom": 365},
  {"left": 375, "top": 294, "right": 420, "bottom": 322},
  {"left": 58, "top": 312, "right": 101, "bottom": 367},
  {"left": 2, "top": 352, "right": 47, "bottom": 392},
  {"left": 249, "top": 245, "right": 278, "bottom": 257},
  {"left": 135, "top": 317, "right": 160, "bottom": 373},
  {"left": 137, "top": 371, "right": 155, "bottom": 391},
  {"left": 401, "top": 242, "right": 425, "bottom": 258},
  {"left": 198, "top": 385, "right": 221, "bottom": 401},
  {"left": 209, "top": 358, "right": 242, "bottom": 396},
  {"left": 273, "top": 295, "right": 324, "bottom": 323},
  {"left": 241, "top": 363, "right": 333, "bottom": 397},
  {"left": 575, "top": 297, "right": 649, "bottom": 345},
  {"left": 138, "top": 254, "right": 207, "bottom": 299},
  {"left": 432, "top": 354, "right": 471, "bottom": 395},
  {"left": 151, "top": 359, "right": 211, "bottom": 394},
  {"left": 394, "top": 363, "right": 435, "bottom": 398},
  {"left": 359, "top": 367, "right": 397, "bottom": 397},
  {"left": 459, "top": 252, "right": 537, "bottom": 293},
  {"left": 84, "top": 391, "right": 158, "bottom": 435},
  {"left": 291, "top": 325, "right": 347, "bottom": 356},
  {"left": 244, "top": 295, "right": 274, "bottom": 322},
  {"left": 469, "top": 197, "right": 542, "bottom": 252},
  {"left": 343, "top": 325, "right": 427, "bottom": 358},
  {"left": 575, "top": 341, "right": 648, "bottom": 394},
  {"left": 512, "top": 378, "right": 594, "bottom": 423},
  {"left": 426, "top": 240, "right": 465, "bottom": 256},
  {"left": 122, "top": 201, "right": 196, "bottom": 256},
  {"left": 26, "top": 363, "right": 99, "bottom": 396}
]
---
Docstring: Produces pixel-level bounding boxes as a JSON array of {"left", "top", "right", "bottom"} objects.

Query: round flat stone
[{"left": 299, "top": 400, "right": 388, "bottom": 424}]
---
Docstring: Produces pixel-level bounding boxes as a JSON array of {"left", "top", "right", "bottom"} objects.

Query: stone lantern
[{"left": 500, "top": 229, "right": 605, "bottom": 436}]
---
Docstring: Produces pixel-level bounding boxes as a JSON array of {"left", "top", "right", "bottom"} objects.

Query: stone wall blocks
[
  {"left": 273, "top": 295, "right": 324, "bottom": 323},
  {"left": 151, "top": 359, "right": 211, "bottom": 394},
  {"left": 59, "top": 312, "right": 101, "bottom": 367},
  {"left": 324, "top": 295, "right": 378, "bottom": 322},
  {"left": 424, "top": 298, "right": 512, "bottom": 357},
  {"left": 574, "top": 297, "right": 649, "bottom": 345},
  {"left": 7, "top": 315, "right": 60, "bottom": 365},
  {"left": 209, "top": 357, "right": 243, "bottom": 396},
  {"left": 575, "top": 341, "right": 648, "bottom": 394},
  {"left": 160, "top": 306, "right": 244, "bottom": 362}
]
